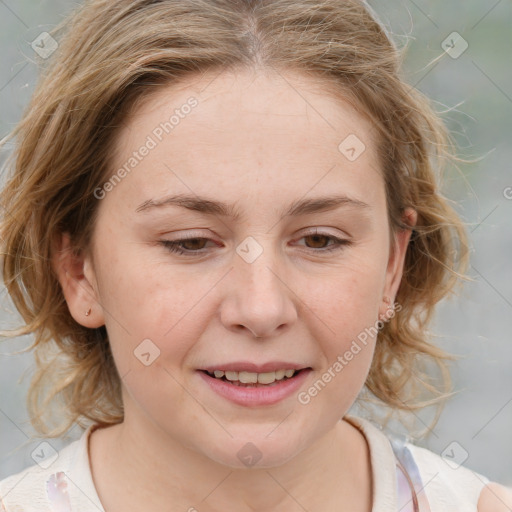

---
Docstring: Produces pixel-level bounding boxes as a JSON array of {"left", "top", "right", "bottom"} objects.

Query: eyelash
[{"left": 159, "top": 231, "right": 352, "bottom": 256}]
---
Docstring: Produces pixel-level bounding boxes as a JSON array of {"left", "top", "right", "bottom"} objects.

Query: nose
[{"left": 219, "top": 243, "right": 298, "bottom": 339}]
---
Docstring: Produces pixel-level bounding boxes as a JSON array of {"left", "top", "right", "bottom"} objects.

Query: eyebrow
[{"left": 135, "top": 193, "right": 370, "bottom": 219}]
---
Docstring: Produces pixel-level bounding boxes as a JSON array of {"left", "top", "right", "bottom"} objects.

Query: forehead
[{"left": 106, "top": 69, "right": 384, "bottom": 213}]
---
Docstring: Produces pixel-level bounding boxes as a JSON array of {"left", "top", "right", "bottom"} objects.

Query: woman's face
[{"left": 76, "top": 69, "right": 411, "bottom": 467}]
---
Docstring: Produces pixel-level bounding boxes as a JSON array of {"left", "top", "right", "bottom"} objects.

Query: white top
[
  {"left": 346, "top": 416, "right": 489, "bottom": 511},
  {"left": 0, "top": 416, "right": 489, "bottom": 511}
]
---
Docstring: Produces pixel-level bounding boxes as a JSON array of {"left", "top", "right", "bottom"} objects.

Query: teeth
[
  {"left": 208, "top": 369, "right": 298, "bottom": 384},
  {"left": 239, "top": 371, "right": 258, "bottom": 384},
  {"left": 257, "top": 372, "right": 276, "bottom": 384},
  {"left": 275, "top": 369, "right": 285, "bottom": 379}
]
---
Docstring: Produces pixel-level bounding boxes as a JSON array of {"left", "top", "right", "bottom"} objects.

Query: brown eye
[
  {"left": 161, "top": 237, "right": 216, "bottom": 256},
  {"left": 181, "top": 238, "right": 208, "bottom": 250},
  {"left": 304, "top": 234, "right": 331, "bottom": 249},
  {"left": 295, "top": 231, "right": 352, "bottom": 254}
]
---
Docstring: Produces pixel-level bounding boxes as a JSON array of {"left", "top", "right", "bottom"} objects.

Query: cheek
[
  {"left": 302, "top": 258, "right": 386, "bottom": 341},
  {"left": 93, "top": 247, "right": 219, "bottom": 373},
  {"left": 295, "top": 258, "right": 384, "bottom": 399},
  {"left": 297, "top": 277, "right": 379, "bottom": 416}
]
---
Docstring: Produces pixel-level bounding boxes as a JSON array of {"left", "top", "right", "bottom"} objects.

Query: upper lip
[{"left": 200, "top": 361, "right": 310, "bottom": 373}]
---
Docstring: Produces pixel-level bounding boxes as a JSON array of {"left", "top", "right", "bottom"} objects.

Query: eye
[
  {"left": 160, "top": 236, "right": 218, "bottom": 256},
  {"left": 295, "top": 230, "right": 352, "bottom": 253},
  {"left": 159, "top": 229, "right": 351, "bottom": 257},
  {"left": 303, "top": 234, "right": 333, "bottom": 249}
]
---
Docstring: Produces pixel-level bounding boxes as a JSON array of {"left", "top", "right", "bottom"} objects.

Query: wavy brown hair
[{"left": 0, "top": 0, "right": 468, "bottom": 436}]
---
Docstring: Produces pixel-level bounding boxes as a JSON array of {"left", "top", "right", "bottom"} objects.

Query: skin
[
  {"left": 53, "top": 68, "right": 417, "bottom": 511},
  {"left": 478, "top": 484, "right": 512, "bottom": 511}
]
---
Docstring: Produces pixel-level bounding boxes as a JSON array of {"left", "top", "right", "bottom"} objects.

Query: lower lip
[{"left": 198, "top": 369, "right": 311, "bottom": 406}]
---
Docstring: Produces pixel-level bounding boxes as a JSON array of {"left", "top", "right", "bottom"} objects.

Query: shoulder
[
  {"left": 0, "top": 455, "right": 60, "bottom": 511},
  {"left": 406, "top": 442, "right": 510, "bottom": 511},
  {"left": 477, "top": 482, "right": 512, "bottom": 512},
  {"left": 0, "top": 427, "right": 95, "bottom": 512}
]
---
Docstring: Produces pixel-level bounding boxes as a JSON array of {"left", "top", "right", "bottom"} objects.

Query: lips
[
  {"left": 197, "top": 362, "right": 312, "bottom": 406},
  {"left": 197, "top": 368, "right": 312, "bottom": 407}
]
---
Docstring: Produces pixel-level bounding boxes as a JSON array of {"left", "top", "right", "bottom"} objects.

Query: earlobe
[{"left": 51, "top": 233, "right": 105, "bottom": 328}]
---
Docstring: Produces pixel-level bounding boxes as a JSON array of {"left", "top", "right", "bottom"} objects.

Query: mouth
[
  {"left": 200, "top": 368, "right": 309, "bottom": 387},
  {"left": 197, "top": 364, "right": 312, "bottom": 406}
]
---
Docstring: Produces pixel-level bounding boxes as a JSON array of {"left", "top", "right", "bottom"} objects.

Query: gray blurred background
[{"left": 0, "top": 0, "right": 511, "bottom": 487}]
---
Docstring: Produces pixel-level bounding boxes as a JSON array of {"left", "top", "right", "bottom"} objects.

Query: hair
[{"left": 0, "top": 0, "right": 468, "bottom": 437}]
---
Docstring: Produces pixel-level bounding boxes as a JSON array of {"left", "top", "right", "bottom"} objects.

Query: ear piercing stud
[
  {"left": 380, "top": 296, "right": 395, "bottom": 322},
  {"left": 85, "top": 308, "right": 91, "bottom": 317}
]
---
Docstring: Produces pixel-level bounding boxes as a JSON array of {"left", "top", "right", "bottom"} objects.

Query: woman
[{"left": 0, "top": 0, "right": 510, "bottom": 510}]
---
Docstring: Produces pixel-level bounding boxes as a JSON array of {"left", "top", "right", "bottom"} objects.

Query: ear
[
  {"left": 51, "top": 232, "right": 105, "bottom": 328},
  {"left": 381, "top": 208, "right": 417, "bottom": 310}
]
